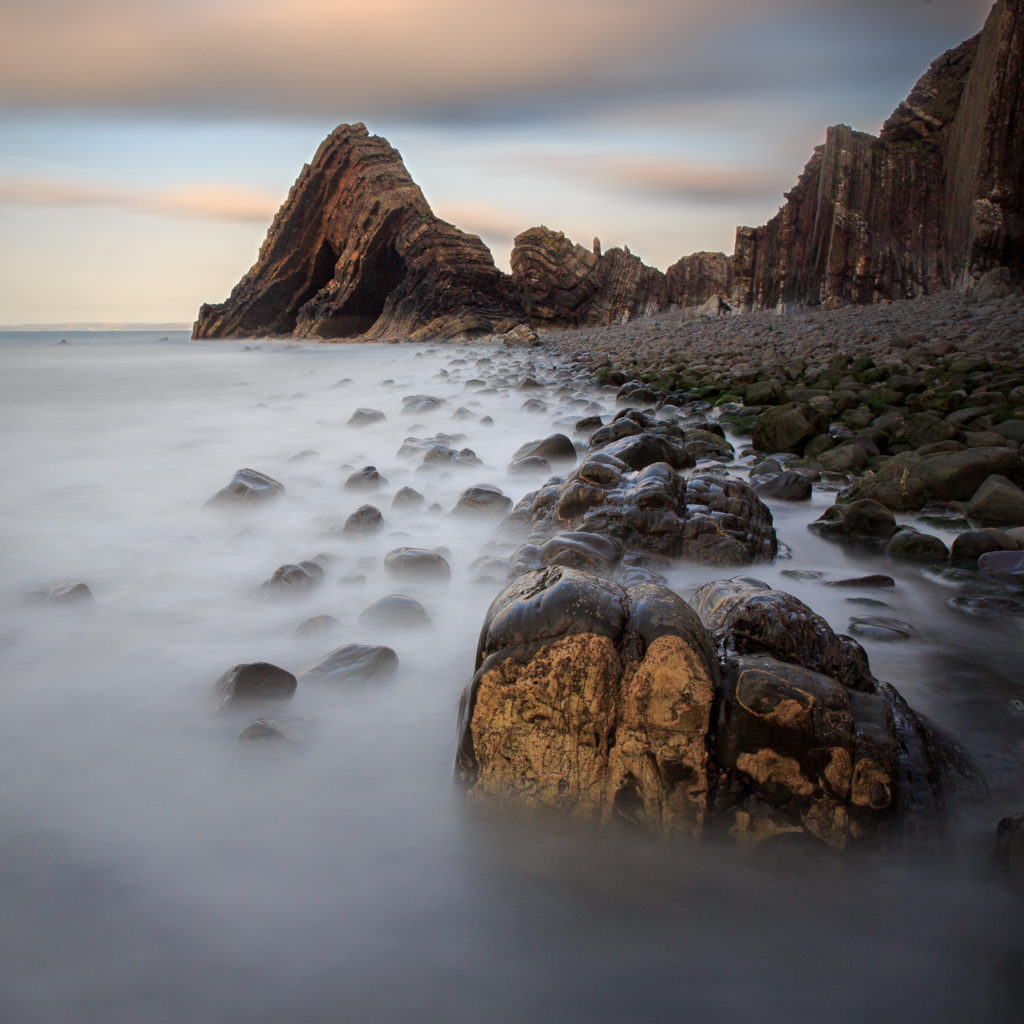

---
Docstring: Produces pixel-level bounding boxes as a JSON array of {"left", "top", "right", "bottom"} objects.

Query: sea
[{"left": 0, "top": 329, "right": 1020, "bottom": 1023}]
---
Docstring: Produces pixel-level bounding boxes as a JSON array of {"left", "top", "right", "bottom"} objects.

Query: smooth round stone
[
  {"left": 780, "top": 569, "right": 825, "bottom": 580},
  {"left": 392, "top": 486, "right": 425, "bottom": 510},
  {"left": 847, "top": 616, "right": 915, "bottom": 641},
  {"left": 401, "top": 395, "right": 443, "bottom": 414},
  {"left": 512, "top": 434, "right": 577, "bottom": 464},
  {"left": 343, "top": 504, "right": 383, "bottom": 536},
  {"left": 508, "top": 455, "right": 552, "bottom": 476},
  {"left": 215, "top": 662, "right": 297, "bottom": 708},
  {"left": 348, "top": 408, "right": 386, "bottom": 427},
  {"left": 453, "top": 484, "right": 512, "bottom": 517},
  {"left": 298, "top": 643, "right": 399, "bottom": 683},
  {"left": 384, "top": 547, "right": 451, "bottom": 581},
  {"left": 295, "top": 614, "right": 339, "bottom": 637},
  {"left": 238, "top": 719, "right": 311, "bottom": 743},
  {"left": 951, "top": 528, "right": 1019, "bottom": 563},
  {"left": 884, "top": 526, "right": 950, "bottom": 563},
  {"left": 207, "top": 467, "right": 285, "bottom": 506},
  {"left": 824, "top": 575, "right": 896, "bottom": 589},
  {"left": 256, "top": 560, "right": 325, "bottom": 598},
  {"left": 977, "top": 549, "right": 1024, "bottom": 587},
  {"left": 344, "top": 466, "right": 387, "bottom": 490},
  {"left": 358, "top": 595, "right": 430, "bottom": 627},
  {"left": 754, "top": 469, "right": 812, "bottom": 502}
]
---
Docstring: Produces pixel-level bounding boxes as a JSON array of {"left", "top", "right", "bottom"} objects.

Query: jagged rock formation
[
  {"left": 510, "top": 226, "right": 668, "bottom": 327},
  {"left": 665, "top": 251, "right": 732, "bottom": 308},
  {"left": 731, "top": 0, "right": 1023, "bottom": 309},
  {"left": 193, "top": 123, "right": 521, "bottom": 341}
]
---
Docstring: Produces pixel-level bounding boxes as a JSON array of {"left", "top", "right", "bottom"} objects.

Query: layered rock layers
[{"left": 193, "top": 123, "right": 520, "bottom": 341}]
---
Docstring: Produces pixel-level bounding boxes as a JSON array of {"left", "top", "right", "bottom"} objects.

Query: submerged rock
[
  {"left": 207, "top": 468, "right": 285, "bottom": 506},
  {"left": 358, "top": 594, "right": 430, "bottom": 627},
  {"left": 26, "top": 581, "right": 94, "bottom": 605},
  {"left": 298, "top": 643, "right": 398, "bottom": 684},
  {"left": 384, "top": 547, "right": 451, "bottom": 580},
  {"left": 215, "top": 662, "right": 297, "bottom": 708}
]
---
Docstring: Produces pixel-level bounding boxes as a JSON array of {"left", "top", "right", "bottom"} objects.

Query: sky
[{"left": 0, "top": 0, "right": 996, "bottom": 326}]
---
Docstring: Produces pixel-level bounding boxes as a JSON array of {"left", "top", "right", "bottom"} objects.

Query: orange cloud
[{"left": 0, "top": 175, "right": 281, "bottom": 222}]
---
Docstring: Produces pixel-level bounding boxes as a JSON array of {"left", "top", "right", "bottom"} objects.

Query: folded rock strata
[{"left": 194, "top": 123, "right": 520, "bottom": 340}]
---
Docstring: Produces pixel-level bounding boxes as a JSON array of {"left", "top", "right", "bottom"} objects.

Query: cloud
[
  {"left": 0, "top": 175, "right": 282, "bottom": 222},
  {"left": 0, "top": 0, "right": 993, "bottom": 121}
]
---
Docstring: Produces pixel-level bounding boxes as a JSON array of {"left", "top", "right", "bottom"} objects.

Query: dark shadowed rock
[
  {"left": 508, "top": 455, "right": 552, "bottom": 476},
  {"left": 966, "top": 474, "right": 1024, "bottom": 526},
  {"left": 977, "top": 549, "right": 1024, "bottom": 586},
  {"left": 885, "top": 526, "right": 950, "bottom": 563},
  {"left": 809, "top": 499, "right": 897, "bottom": 543},
  {"left": 754, "top": 469, "right": 813, "bottom": 502},
  {"left": 995, "top": 812, "right": 1024, "bottom": 883},
  {"left": 508, "top": 531, "right": 624, "bottom": 579},
  {"left": 207, "top": 468, "right": 285, "bottom": 506},
  {"left": 951, "top": 527, "right": 1020, "bottom": 562},
  {"left": 215, "top": 662, "right": 297, "bottom": 708},
  {"left": 299, "top": 643, "right": 398, "bottom": 684},
  {"left": 751, "top": 403, "right": 829, "bottom": 456}
]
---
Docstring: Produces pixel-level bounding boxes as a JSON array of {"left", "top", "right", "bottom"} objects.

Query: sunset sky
[{"left": 0, "top": 0, "right": 994, "bottom": 326}]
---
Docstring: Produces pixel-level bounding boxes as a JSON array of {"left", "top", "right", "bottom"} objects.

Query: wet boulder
[
  {"left": 753, "top": 469, "right": 812, "bottom": 502},
  {"left": 751, "top": 403, "right": 829, "bottom": 456},
  {"left": 808, "top": 499, "right": 897, "bottom": 543},
  {"left": 347, "top": 408, "right": 386, "bottom": 427},
  {"left": 511, "top": 433, "right": 577, "bottom": 465},
  {"left": 453, "top": 484, "right": 513, "bottom": 517},
  {"left": 343, "top": 504, "right": 383, "bottom": 536},
  {"left": 255, "top": 560, "right": 325, "bottom": 598},
  {"left": 965, "top": 475, "right": 1024, "bottom": 527},
  {"left": 713, "top": 655, "right": 899, "bottom": 848},
  {"left": 384, "top": 547, "right": 451, "bottom": 580},
  {"left": 344, "top": 465, "right": 387, "bottom": 490},
  {"left": 951, "top": 528, "right": 1019, "bottom": 564},
  {"left": 207, "top": 467, "right": 285, "bottom": 506},
  {"left": 456, "top": 568, "right": 719, "bottom": 837},
  {"left": 508, "top": 531, "right": 624, "bottom": 579},
  {"left": 692, "top": 576, "right": 874, "bottom": 692},
  {"left": 401, "top": 394, "right": 443, "bottom": 414},
  {"left": 508, "top": 455, "right": 552, "bottom": 476},
  {"left": 977, "top": 550, "right": 1024, "bottom": 587},
  {"left": 215, "top": 662, "right": 297, "bottom": 708},
  {"left": 392, "top": 486, "right": 425, "bottom": 511},
  {"left": 515, "top": 453, "right": 777, "bottom": 567},
  {"left": 358, "top": 594, "right": 430, "bottom": 627},
  {"left": 884, "top": 526, "right": 950, "bottom": 563},
  {"left": 298, "top": 643, "right": 398, "bottom": 684},
  {"left": 295, "top": 614, "right": 339, "bottom": 637}
]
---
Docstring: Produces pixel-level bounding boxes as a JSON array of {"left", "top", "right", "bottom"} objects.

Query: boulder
[
  {"left": 808, "top": 499, "right": 897, "bottom": 543},
  {"left": 298, "top": 643, "right": 398, "bottom": 684},
  {"left": 384, "top": 547, "right": 451, "bottom": 581},
  {"left": 966, "top": 474, "right": 1024, "bottom": 526},
  {"left": 358, "top": 594, "right": 430, "bottom": 627},
  {"left": 344, "top": 465, "right": 387, "bottom": 490},
  {"left": 753, "top": 469, "right": 813, "bottom": 502},
  {"left": 207, "top": 468, "right": 284, "bottom": 506},
  {"left": 511, "top": 433, "right": 576, "bottom": 464},
  {"left": 995, "top": 812, "right": 1024, "bottom": 883},
  {"left": 951, "top": 528, "right": 1019, "bottom": 562},
  {"left": 348, "top": 408, "right": 386, "bottom": 427},
  {"left": 391, "top": 486, "right": 425, "bottom": 511},
  {"left": 453, "top": 484, "right": 512, "bottom": 517},
  {"left": 343, "top": 504, "right": 383, "bottom": 536},
  {"left": 884, "top": 526, "right": 950, "bottom": 563},
  {"left": 26, "top": 581, "right": 94, "bottom": 605},
  {"left": 512, "top": 452, "right": 777, "bottom": 567},
  {"left": 215, "top": 662, "right": 297, "bottom": 708},
  {"left": 977, "top": 549, "right": 1024, "bottom": 586},
  {"left": 255, "top": 560, "right": 325, "bottom": 598},
  {"left": 751, "top": 403, "right": 829, "bottom": 455}
]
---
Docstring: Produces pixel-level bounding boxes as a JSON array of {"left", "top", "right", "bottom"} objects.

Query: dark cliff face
[
  {"left": 731, "top": 0, "right": 1022, "bottom": 310},
  {"left": 193, "top": 124, "right": 521, "bottom": 340},
  {"left": 510, "top": 227, "right": 669, "bottom": 327}
]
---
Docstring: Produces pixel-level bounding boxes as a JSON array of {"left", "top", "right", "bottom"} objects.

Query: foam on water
[{"left": 0, "top": 331, "right": 1020, "bottom": 1023}]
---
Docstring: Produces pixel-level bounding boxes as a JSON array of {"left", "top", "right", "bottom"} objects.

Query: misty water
[{"left": 0, "top": 331, "right": 1020, "bottom": 1023}]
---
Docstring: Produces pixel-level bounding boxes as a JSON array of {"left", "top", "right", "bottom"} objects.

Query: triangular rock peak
[{"left": 193, "top": 123, "right": 521, "bottom": 341}]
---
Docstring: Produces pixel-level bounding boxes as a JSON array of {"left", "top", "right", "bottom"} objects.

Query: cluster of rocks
[{"left": 454, "top": 402, "right": 960, "bottom": 850}]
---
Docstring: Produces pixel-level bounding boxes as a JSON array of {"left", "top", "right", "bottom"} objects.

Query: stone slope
[{"left": 193, "top": 123, "right": 521, "bottom": 341}]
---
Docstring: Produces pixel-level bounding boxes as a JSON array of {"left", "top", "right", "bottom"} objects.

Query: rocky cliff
[
  {"left": 731, "top": 0, "right": 1022, "bottom": 310},
  {"left": 510, "top": 227, "right": 669, "bottom": 327},
  {"left": 193, "top": 123, "right": 520, "bottom": 340}
]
